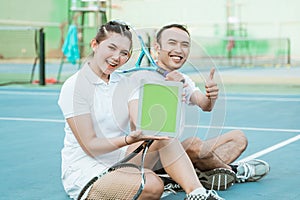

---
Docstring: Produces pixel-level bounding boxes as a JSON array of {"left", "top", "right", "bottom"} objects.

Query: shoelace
[
  {"left": 164, "top": 183, "right": 182, "bottom": 194},
  {"left": 236, "top": 162, "right": 255, "bottom": 182}
]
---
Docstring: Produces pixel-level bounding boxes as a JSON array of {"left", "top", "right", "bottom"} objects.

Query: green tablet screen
[{"left": 138, "top": 81, "right": 182, "bottom": 137}]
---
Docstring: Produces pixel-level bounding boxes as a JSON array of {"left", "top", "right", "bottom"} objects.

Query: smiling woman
[
  {"left": 57, "top": 20, "right": 172, "bottom": 200},
  {"left": 57, "top": 20, "right": 141, "bottom": 199}
]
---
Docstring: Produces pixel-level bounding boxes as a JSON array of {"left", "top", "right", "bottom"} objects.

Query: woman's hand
[{"left": 125, "top": 130, "right": 169, "bottom": 145}]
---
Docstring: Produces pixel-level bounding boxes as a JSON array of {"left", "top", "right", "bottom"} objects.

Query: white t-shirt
[
  {"left": 58, "top": 64, "right": 134, "bottom": 199},
  {"left": 129, "top": 70, "right": 200, "bottom": 105}
]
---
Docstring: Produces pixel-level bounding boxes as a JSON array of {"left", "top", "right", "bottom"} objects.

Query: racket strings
[{"left": 86, "top": 166, "right": 142, "bottom": 200}]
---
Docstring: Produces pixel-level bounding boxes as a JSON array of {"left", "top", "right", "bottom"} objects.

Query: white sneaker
[
  {"left": 163, "top": 182, "right": 183, "bottom": 194},
  {"left": 235, "top": 159, "right": 270, "bottom": 183},
  {"left": 186, "top": 190, "right": 225, "bottom": 200}
]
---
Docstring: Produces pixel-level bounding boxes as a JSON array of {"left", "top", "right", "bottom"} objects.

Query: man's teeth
[{"left": 170, "top": 55, "right": 181, "bottom": 61}]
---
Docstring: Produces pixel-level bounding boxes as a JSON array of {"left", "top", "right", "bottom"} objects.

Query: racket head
[
  {"left": 117, "top": 27, "right": 160, "bottom": 74},
  {"left": 85, "top": 163, "right": 144, "bottom": 200}
]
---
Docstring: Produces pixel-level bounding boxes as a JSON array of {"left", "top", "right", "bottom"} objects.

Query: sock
[{"left": 189, "top": 187, "right": 207, "bottom": 195}]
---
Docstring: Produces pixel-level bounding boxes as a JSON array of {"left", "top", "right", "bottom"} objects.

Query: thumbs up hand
[{"left": 205, "top": 68, "right": 219, "bottom": 99}]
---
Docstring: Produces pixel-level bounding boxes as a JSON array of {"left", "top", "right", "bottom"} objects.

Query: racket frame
[
  {"left": 118, "top": 33, "right": 168, "bottom": 77},
  {"left": 77, "top": 140, "right": 153, "bottom": 200}
]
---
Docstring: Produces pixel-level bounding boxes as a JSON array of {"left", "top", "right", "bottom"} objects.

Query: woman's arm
[
  {"left": 67, "top": 112, "right": 167, "bottom": 158},
  {"left": 67, "top": 114, "right": 134, "bottom": 157}
]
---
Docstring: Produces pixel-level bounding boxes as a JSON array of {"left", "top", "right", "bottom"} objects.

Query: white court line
[
  {"left": 0, "top": 117, "right": 64, "bottom": 123},
  {"left": 1, "top": 90, "right": 299, "bottom": 101},
  {"left": 238, "top": 134, "right": 300, "bottom": 162},
  {"left": 185, "top": 125, "right": 300, "bottom": 133},
  {"left": 2, "top": 116, "right": 299, "bottom": 163},
  {"left": 1, "top": 117, "right": 300, "bottom": 133},
  {"left": 185, "top": 124, "right": 300, "bottom": 162},
  {"left": 223, "top": 96, "right": 300, "bottom": 102},
  {"left": 0, "top": 91, "right": 59, "bottom": 96}
]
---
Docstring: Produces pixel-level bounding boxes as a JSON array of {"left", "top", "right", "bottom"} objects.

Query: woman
[{"left": 58, "top": 21, "right": 215, "bottom": 200}]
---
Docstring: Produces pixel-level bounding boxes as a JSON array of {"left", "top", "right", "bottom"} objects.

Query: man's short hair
[{"left": 155, "top": 24, "right": 190, "bottom": 44}]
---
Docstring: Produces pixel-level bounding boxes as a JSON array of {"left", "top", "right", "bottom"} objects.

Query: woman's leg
[
  {"left": 127, "top": 138, "right": 203, "bottom": 194},
  {"left": 138, "top": 169, "right": 164, "bottom": 200}
]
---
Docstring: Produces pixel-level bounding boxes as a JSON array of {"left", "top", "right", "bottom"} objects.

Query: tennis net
[
  {"left": 0, "top": 26, "right": 45, "bottom": 86},
  {"left": 192, "top": 36, "right": 291, "bottom": 66}
]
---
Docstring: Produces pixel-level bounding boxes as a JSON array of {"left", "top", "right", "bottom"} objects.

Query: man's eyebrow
[
  {"left": 108, "top": 42, "right": 118, "bottom": 47},
  {"left": 168, "top": 38, "right": 190, "bottom": 45},
  {"left": 167, "top": 38, "right": 177, "bottom": 42},
  {"left": 182, "top": 41, "right": 190, "bottom": 45}
]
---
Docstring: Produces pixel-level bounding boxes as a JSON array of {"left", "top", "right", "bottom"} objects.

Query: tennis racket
[
  {"left": 77, "top": 140, "right": 153, "bottom": 200},
  {"left": 119, "top": 26, "right": 186, "bottom": 84},
  {"left": 117, "top": 28, "right": 168, "bottom": 77}
]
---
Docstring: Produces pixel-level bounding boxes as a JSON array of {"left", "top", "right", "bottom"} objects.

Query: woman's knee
[{"left": 140, "top": 170, "right": 164, "bottom": 199}]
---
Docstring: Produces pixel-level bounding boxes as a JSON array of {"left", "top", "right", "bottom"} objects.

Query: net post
[
  {"left": 287, "top": 38, "right": 291, "bottom": 65},
  {"left": 39, "top": 28, "right": 46, "bottom": 85}
]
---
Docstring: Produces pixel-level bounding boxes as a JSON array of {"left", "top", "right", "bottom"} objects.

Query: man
[{"left": 128, "top": 24, "right": 270, "bottom": 196}]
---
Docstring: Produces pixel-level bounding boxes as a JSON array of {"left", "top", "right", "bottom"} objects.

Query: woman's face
[{"left": 92, "top": 33, "right": 131, "bottom": 75}]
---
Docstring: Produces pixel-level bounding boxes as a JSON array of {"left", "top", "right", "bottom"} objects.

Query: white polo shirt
[{"left": 58, "top": 63, "right": 133, "bottom": 199}]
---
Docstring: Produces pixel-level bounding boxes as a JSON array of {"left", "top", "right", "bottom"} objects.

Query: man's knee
[
  {"left": 182, "top": 137, "right": 203, "bottom": 158},
  {"left": 233, "top": 130, "right": 248, "bottom": 151}
]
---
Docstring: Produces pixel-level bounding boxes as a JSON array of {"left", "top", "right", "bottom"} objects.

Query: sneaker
[
  {"left": 186, "top": 190, "right": 224, "bottom": 200},
  {"left": 161, "top": 179, "right": 184, "bottom": 198},
  {"left": 235, "top": 159, "right": 270, "bottom": 183},
  {"left": 158, "top": 174, "right": 183, "bottom": 193},
  {"left": 164, "top": 182, "right": 183, "bottom": 194},
  {"left": 196, "top": 168, "right": 236, "bottom": 191}
]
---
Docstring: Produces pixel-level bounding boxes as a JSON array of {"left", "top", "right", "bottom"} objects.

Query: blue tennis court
[{"left": 0, "top": 66, "right": 299, "bottom": 200}]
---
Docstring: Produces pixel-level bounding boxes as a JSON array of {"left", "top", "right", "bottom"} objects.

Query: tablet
[{"left": 137, "top": 79, "right": 183, "bottom": 137}]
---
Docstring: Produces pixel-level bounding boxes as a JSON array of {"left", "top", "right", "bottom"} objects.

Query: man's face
[{"left": 156, "top": 27, "right": 190, "bottom": 71}]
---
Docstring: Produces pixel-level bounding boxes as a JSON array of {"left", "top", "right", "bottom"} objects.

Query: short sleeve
[
  {"left": 58, "top": 73, "right": 91, "bottom": 119},
  {"left": 183, "top": 74, "right": 201, "bottom": 105}
]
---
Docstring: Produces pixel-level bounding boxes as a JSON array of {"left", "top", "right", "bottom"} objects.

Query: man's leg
[
  {"left": 180, "top": 130, "right": 247, "bottom": 190},
  {"left": 182, "top": 130, "right": 270, "bottom": 188},
  {"left": 182, "top": 130, "right": 248, "bottom": 171}
]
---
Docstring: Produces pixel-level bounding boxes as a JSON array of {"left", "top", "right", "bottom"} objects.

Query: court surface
[{"left": 0, "top": 66, "right": 299, "bottom": 200}]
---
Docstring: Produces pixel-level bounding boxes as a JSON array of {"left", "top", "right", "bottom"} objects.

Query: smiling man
[{"left": 128, "top": 24, "right": 270, "bottom": 199}]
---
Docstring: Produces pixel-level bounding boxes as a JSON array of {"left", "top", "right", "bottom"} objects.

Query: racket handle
[
  {"left": 156, "top": 67, "right": 185, "bottom": 83},
  {"left": 156, "top": 67, "right": 168, "bottom": 77}
]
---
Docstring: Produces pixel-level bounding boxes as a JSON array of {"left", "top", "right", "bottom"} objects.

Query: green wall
[{"left": 0, "top": 0, "right": 299, "bottom": 63}]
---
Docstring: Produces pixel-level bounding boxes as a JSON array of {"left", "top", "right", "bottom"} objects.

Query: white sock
[{"left": 189, "top": 187, "right": 207, "bottom": 195}]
